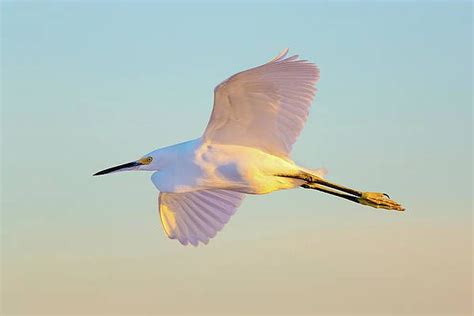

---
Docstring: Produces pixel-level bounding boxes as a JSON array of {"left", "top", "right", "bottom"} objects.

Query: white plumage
[
  {"left": 94, "top": 49, "right": 405, "bottom": 246},
  {"left": 159, "top": 190, "right": 244, "bottom": 246},
  {"left": 204, "top": 48, "right": 319, "bottom": 157}
]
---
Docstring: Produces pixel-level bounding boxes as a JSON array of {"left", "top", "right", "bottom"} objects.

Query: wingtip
[{"left": 271, "top": 48, "right": 289, "bottom": 62}]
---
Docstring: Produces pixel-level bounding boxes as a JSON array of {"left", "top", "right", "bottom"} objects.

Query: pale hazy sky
[{"left": 1, "top": 1, "right": 472, "bottom": 315}]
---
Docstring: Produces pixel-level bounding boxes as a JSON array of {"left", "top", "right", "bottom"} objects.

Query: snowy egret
[{"left": 94, "top": 49, "right": 404, "bottom": 246}]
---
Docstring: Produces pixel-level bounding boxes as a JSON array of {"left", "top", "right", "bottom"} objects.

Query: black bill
[{"left": 93, "top": 161, "right": 142, "bottom": 176}]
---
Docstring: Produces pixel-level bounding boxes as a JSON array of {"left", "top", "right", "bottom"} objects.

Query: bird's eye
[{"left": 139, "top": 156, "right": 153, "bottom": 165}]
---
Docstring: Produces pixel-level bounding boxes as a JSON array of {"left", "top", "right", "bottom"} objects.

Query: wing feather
[
  {"left": 158, "top": 190, "right": 245, "bottom": 246},
  {"left": 203, "top": 49, "right": 320, "bottom": 157}
]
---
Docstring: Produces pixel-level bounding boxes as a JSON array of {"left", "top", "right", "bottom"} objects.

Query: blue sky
[{"left": 1, "top": 1, "right": 472, "bottom": 315}]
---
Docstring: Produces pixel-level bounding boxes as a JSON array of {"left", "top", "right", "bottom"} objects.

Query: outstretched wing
[
  {"left": 203, "top": 49, "right": 320, "bottom": 158},
  {"left": 158, "top": 190, "right": 245, "bottom": 246}
]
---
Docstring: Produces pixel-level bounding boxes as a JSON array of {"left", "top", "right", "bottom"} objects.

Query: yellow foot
[{"left": 358, "top": 192, "right": 405, "bottom": 211}]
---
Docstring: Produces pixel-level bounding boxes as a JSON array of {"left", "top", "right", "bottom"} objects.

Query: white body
[
  {"left": 98, "top": 49, "right": 322, "bottom": 245},
  {"left": 97, "top": 49, "right": 403, "bottom": 245},
  {"left": 146, "top": 138, "right": 306, "bottom": 194}
]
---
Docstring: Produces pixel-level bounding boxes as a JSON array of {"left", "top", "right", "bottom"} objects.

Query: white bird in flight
[{"left": 94, "top": 49, "right": 404, "bottom": 246}]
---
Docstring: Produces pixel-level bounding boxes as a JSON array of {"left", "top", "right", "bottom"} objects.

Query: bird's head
[{"left": 93, "top": 155, "right": 155, "bottom": 176}]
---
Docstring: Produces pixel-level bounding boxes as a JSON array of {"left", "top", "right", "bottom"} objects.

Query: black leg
[{"left": 301, "top": 183, "right": 360, "bottom": 204}]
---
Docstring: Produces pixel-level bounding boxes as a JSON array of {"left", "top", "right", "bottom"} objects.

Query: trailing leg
[
  {"left": 292, "top": 171, "right": 405, "bottom": 211},
  {"left": 302, "top": 182, "right": 404, "bottom": 211}
]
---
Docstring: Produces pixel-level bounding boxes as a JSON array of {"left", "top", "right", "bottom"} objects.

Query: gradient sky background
[{"left": 1, "top": 1, "right": 472, "bottom": 315}]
